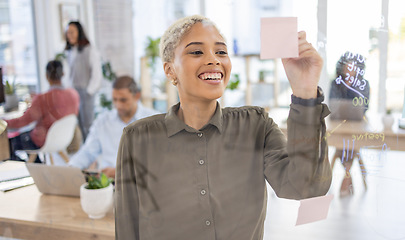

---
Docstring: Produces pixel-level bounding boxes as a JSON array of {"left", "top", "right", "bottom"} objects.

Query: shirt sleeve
[
  {"left": 263, "top": 103, "right": 332, "bottom": 200},
  {"left": 68, "top": 116, "right": 103, "bottom": 169},
  {"left": 115, "top": 127, "right": 140, "bottom": 240},
  {"left": 86, "top": 46, "right": 102, "bottom": 96},
  {"left": 5, "top": 96, "right": 43, "bottom": 129}
]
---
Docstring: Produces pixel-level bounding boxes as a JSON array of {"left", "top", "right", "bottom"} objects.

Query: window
[{"left": 0, "top": 0, "right": 38, "bottom": 99}]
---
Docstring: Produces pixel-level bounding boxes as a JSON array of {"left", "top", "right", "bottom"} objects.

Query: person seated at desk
[
  {"left": 329, "top": 51, "right": 370, "bottom": 196},
  {"left": 3, "top": 60, "right": 80, "bottom": 162},
  {"left": 68, "top": 76, "right": 158, "bottom": 178},
  {"left": 329, "top": 51, "right": 370, "bottom": 109}
]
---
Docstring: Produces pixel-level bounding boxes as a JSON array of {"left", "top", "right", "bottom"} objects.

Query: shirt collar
[
  {"left": 133, "top": 101, "right": 145, "bottom": 121},
  {"left": 165, "top": 102, "right": 223, "bottom": 137},
  {"left": 112, "top": 101, "right": 144, "bottom": 125},
  {"left": 49, "top": 85, "right": 64, "bottom": 90}
]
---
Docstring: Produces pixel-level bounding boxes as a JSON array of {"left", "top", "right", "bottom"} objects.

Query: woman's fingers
[
  {"left": 298, "top": 31, "right": 306, "bottom": 39},
  {"left": 298, "top": 42, "right": 313, "bottom": 56}
]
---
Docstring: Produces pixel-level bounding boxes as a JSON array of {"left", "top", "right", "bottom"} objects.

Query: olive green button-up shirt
[{"left": 115, "top": 102, "right": 332, "bottom": 240}]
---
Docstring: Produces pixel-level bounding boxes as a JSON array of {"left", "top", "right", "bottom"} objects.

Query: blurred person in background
[
  {"left": 3, "top": 60, "right": 79, "bottom": 162},
  {"left": 68, "top": 76, "right": 158, "bottom": 178},
  {"left": 64, "top": 21, "right": 102, "bottom": 140},
  {"left": 329, "top": 52, "right": 370, "bottom": 196}
]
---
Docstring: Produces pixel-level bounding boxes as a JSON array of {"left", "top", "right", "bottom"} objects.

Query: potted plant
[
  {"left": 382, "top": 109, "right": 394, "bottom": 130},
  {"left": 54, "top": 52, "right": 66, "bottom": 62},
  {"left": 145, "top": 36, "right": 161, "bottom": 74},
  {"left": 102, "top": 62, "right": 116, "bottom": 82},
  {"left": 80, "top": 173, "right": 114, "bottom": 219},
  {"left": 227, "top": 74, "right": 240, "bottom": 90},
  {"left": 4, "top": 78, "right": 19, "bottom": 112}
]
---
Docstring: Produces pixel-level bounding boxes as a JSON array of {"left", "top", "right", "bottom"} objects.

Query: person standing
[
  {"left": 64, "top": 21, "right": 102, "bottom": 140},
  {"left": 115, "top": 15, "right": 331, "bottom": 240}
]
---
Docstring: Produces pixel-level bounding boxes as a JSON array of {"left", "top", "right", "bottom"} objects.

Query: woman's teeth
[{"left": 199, "top": 72, "right": 222, "bottom": 80}]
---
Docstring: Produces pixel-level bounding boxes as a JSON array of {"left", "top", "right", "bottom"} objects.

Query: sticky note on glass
[
  {"left": 296, "top": 194, "right": 333, "bottom": 226},
  {"left": 260, "top": 17, "right": 298, "bottom": 59}
]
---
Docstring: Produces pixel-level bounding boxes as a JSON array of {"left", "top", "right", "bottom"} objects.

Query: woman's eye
[
  {"left": 190, "top": 51, "right": 203, "bottom": 55},
  {"left": 217, "top": 50, "right": 228, "bottom": 55}
]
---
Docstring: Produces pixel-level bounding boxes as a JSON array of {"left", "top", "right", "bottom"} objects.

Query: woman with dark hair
[{"left": 65, "top": 21, "right": 102, "bottom": 140}]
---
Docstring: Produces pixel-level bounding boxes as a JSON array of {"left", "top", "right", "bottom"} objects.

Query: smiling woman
[
  {"left": 115, "top": 15, "right": 332, "bottom": 240},
  {"left": 163, "top": 22, "right": 232, "bottom": 129}
]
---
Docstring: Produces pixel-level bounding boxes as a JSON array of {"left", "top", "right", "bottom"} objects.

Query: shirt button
[
  {"left": 197, "top": 132, "right": 203, "bottom": 137},
  {"left": 205, "top": 220, "right": 211, "bottom": 226},
  {"left": 199, "top": 160, "right": 205, "bottom": 165},
  {"left": 200, "top": 189, "right": 206, "bottom": 195}
]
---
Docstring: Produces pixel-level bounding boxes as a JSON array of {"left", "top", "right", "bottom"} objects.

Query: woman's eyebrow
[
  {"left": 185, "top": 42, "right": 203, "bottom": 48},
  {"left": 185, "top": 41, "right": 227, "bottom": 48}
]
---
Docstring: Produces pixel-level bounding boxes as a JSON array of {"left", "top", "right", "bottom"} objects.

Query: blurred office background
[{"left": 1, "top": 0, "right": 405, "bottom": 239}]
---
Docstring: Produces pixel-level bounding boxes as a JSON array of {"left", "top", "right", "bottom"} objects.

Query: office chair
[
  {"left": 26, "top": 114, "right": 77, "bottom": 165},
  {"left": 331, "top": 150, "right": 367, "bottom": 190}
]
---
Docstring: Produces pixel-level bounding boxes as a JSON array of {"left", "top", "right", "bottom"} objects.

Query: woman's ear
[{"left": 163, "top": 62, "right": 176, "bottom": 80}]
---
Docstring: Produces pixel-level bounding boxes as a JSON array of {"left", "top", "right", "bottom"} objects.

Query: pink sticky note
[
  {"left": 260, "top": 17, "right": 298, "bottom": 59},
  {"left": 296, "top": 194, "right": 333, "bottom": 226}
]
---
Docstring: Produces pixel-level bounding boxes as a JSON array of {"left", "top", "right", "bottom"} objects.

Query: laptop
[
  {"left": 25, "top": 163, "right": 86, "bottom": 197},
  {"left": 328, "top": 99, "right": 366, "bottom": 121}
]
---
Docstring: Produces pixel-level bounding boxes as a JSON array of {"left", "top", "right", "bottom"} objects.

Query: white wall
[{"left": 93, "top": 0, "right": 134, "bottom": 77}]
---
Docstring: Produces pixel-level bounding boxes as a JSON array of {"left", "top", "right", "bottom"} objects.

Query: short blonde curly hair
[{"left": 159, "top": 15, "right": 225, "bottom": 63}]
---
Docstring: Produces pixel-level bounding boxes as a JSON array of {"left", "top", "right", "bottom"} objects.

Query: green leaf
[
  {"left": 226, "top": 74, "right": 240, "bottom": 90},
  {"left": 100, "top": 173, "right": 108, "bottom": 187},
  {"left": 85, "top": 173, "right": 112, "bottom": 189},
  {"left": 54, "top": 53, "right": 66, "bottom": 62}
]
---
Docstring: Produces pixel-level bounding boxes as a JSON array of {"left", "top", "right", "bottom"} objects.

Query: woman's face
[
  {"left": 66, "top": 24, "right": 79, "bottom": 45},
  {"left": 167, "top": 22, "right": 232, "bottom": 103}
]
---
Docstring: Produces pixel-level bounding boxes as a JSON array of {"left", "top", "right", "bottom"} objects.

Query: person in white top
[
  {"left": 64, "top": 21, "right": 102, "bottom": 140},
  {"left": 68, "top": 76, "right": 159, "bottom": 178}
]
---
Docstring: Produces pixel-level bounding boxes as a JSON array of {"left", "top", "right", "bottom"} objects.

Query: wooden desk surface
[
  {"left": 0, "top": 185, "right": 115, "bottom": 240},
  {"left": 269, "top": 108, "right": 405, "bottom": 151},
  {"left": 325, "top": 117, "right": 405, "bottom": 151}
]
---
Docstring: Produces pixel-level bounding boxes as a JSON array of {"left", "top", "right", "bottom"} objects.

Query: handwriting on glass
[{"left": 335, "top": 52, "right": 367, "bottom": 98}]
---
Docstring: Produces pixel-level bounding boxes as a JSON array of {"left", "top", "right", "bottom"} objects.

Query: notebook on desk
[
  {"left": 0, "top": 160, "right": 34, "bottom": 192},
  {"left": 26, "top": 163, "right": 86, "bottom": 197}
]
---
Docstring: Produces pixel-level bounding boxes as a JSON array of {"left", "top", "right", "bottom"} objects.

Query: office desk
[
  {"left": 325, "top": 117, "right": 405, "bottom": 151},
  {"left": 0, "top": 185, "right": 115, "bottom": 240},
  {"left": 269, "top": 108, "right": 405, "bottom": 151},
  {"left": 0, "top": 102, "right": 27, "bottom": 120}
]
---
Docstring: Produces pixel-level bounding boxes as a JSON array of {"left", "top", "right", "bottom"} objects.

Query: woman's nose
[{"left": 206, "top": 52, "right": 220, "bottom": 65}]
